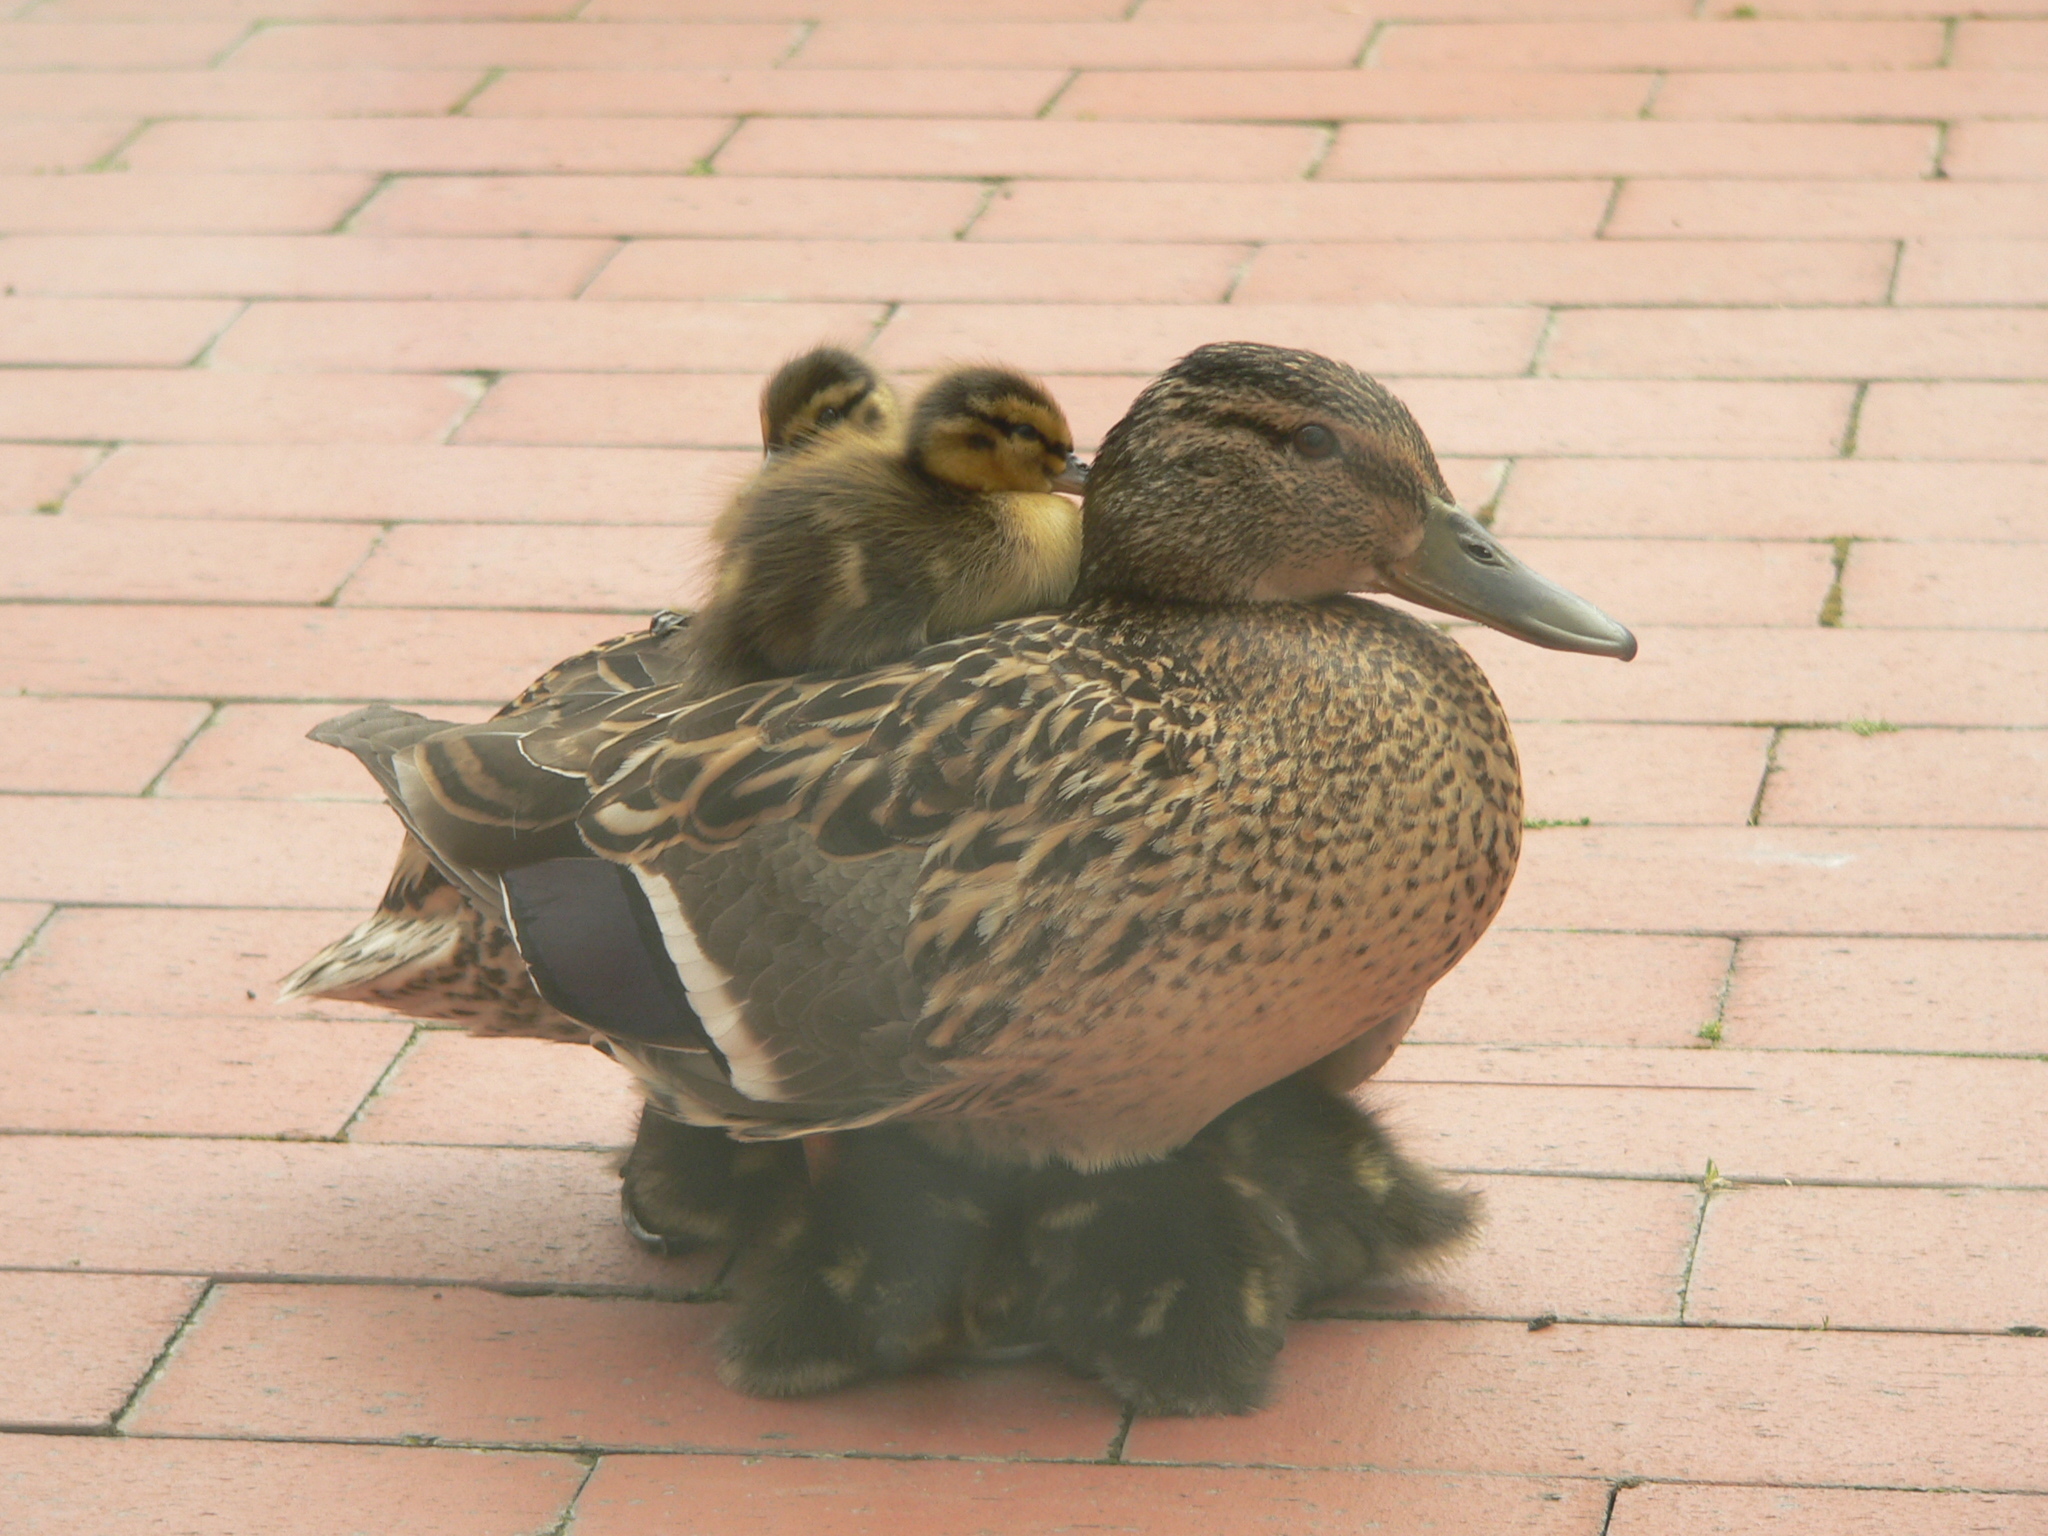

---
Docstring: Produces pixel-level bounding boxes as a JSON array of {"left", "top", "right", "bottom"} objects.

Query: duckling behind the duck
[{"left": 689, "top": 366, "right": 1087, "bottom": 690}]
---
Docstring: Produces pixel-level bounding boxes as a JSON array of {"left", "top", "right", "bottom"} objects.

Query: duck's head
[
  {"left": 760, "top": 347, "right": 897, "bottom": 456},
  {"left": 909, "top": 366, "right": 1091, "bottom": 496},
  {"left": 1077, "top": 343, "right": 1636, "bottom": 660}
]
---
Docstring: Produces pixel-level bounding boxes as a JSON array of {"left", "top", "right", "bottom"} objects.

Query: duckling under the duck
[
  {"left": 688, "top": 365, "right": 1087, "bottom": 691},
  {"left": 309, "top": 342, "right": 1634, "bottom": 1414}
]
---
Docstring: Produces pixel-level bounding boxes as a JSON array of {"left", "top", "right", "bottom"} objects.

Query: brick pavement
[{"left": 1, "top": 0, "right": 2044, "bottom": 1531}]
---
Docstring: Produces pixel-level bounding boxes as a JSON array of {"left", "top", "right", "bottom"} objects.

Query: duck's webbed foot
[
  {"left": 619, "top": 1105, "right": 806, "bottom": 1256},
  {"left": 718, "top": 1128, "right": 1010, "bottom": 1397},
  {"left": 1203, "top": 1074, "right": 1480, "bottom": 1307}
]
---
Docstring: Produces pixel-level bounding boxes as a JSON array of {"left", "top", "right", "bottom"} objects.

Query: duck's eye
[
  {"left": 1291, "top": 423, "right": 1339, "bottom": 459},
  {"left": 1009, "top": 422, "right": 1044, "bottom": 446},
  {"left": 815, "top": 405, "right": 843, "bottom": 427}
]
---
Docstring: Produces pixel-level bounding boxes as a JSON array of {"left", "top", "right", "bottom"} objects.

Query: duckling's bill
[
  {"left": 1382, "top": 499, "right": 1637, "bottom": 661},
  {"left": 1051, "top": 454, "right": 1089, "bottom": 494}
]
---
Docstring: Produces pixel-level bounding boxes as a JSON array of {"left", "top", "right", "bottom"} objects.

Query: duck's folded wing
[{"left": 545, "top": 622, "right": 1217, "bottom": 1131}]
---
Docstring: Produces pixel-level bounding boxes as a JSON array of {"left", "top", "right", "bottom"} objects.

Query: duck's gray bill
[
  {"left": 1052, "top": 454, "right": 1089, "bottom": 495},
  {"left": 1385, "top": 500, "right": 1638, "bottom": 662}
]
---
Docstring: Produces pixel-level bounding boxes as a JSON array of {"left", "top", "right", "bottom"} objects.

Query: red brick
[
  {"left": 871, "top": 301, "right": 1545, "bottom": 377},
  {"left": 1490, "top": 823, "right": 2048, "bottom": 934},
  {"left": 1611, "top": 1483, "right": 2048, "bottom": 1536},
  {"left": 66, "top": 443, "right": 754, "bottom": 524},
  {"left": 1149, "top": 0, "right": 1687, "bottom": 14},
  {"left": 1858, "top": 383, "right": 2048, "bottom": 461},
  {"left": 0, "top": 1012, "right": 411, "bottom": 1137},
  {"left": 587, "top": 238, "right": 1244, "bottom": 304},
  {"left": 211, "top": 299, "right": 885, "bottom": 372},
  {"left": 0, "top": 234, "right": 612, "bottom": 299},
  {"left": 0, "top": 297, "right": 238, "bottom": 366},
  {"left": 341, "top": 522, "right": 719, "bottom": 613},
  {"left": 1327, "top": 120, "right": 1933, "bottom": 180},
  {"left": 0, "top": 172, "right": 378, "bottom": 234},
  {"left": 0, "top": 902, "right": 48, "bottom": 964},
  {"left": 1371, "top": 18, "right": 1944, "bottom": 70},
  {"left": 1688, "top": 1186, "right": 2048, "bottom": 1332},
  {"left": 1847, "top": 542, "right": 2048, "bottom": 632},
  {"left": 1462, "top": 624, "right": 2048, "bottom": 727},
  {"left": 1058, "top": 68, "right": 1654, "bottom": 121},
  {"left": 1611, "top": 178, "right": 2048, "bottom": 238},
  {"left": 1391, "top": 378, "right": 1855, "bottom": 457},
  {"left": 798, "top": 19, "right": 1373, "bottom": 68},
  {"left": 1516, "top": 723, "right": 1772, "bottom": 824},
  {"left": 972, "top": 178, "right": 1613, "bottom": 242},
  {"left": 458, "top": 373, "right": 770, "bottom": 448},
  {"left": 1952, "top": 20, "right": 2048, "bottom": 69},
  {"left": 122, "top": 116, "right": 732, "bottom": 173},
  {"left": 0, "top": 905, "right": 420, "bottom": 1019},
  {"left": 0, "top": 603, "right": 624, "bottom": 702},
  {"left": 1894, "top": 240, "right": 2048, "bottom": 304},
  {"left": 1241, "top": 240, "right": 1893, "bottom": 305},
  {"left": 1380, "top": 1043, "right": 2048, "bottom": 1182},
  {"left": 475, "top": 66, "right": 1064, "bottom": 118},
  {"left": 0, "top": 118, "right": 133, "bottom": 172},
  {"left": 0, "top": 1272, "right": 204, "bottom": 1429},
  {"left": 1741, "top": 0, "right": 2048, "bottom": 18},
  {"left": 1545, "top": 307, "right": 2048, "bottom": 380},
  {"left": 0, "top": 517, "right": 377, "bottom": 603},
  {"left": 717, "top": 116, "right": 1324, "bottom": 181},
  {"left": 1762, "top": 728, "right": 2048, "bottom": 826},
  {"left": 589, "top": 0, "right": 1124, "bottom": 16},
  {"left": 155, "top": 701, "right": 489, "bottom": 801},
  {"left": 0, "top": 796, "right": 398, "bottom": 908},
  {"left": 1502, "top": 539, "right": 1833, "bottom": 627},
  {"left": 1129, "top": 1319, "right": 2048, "bottom": 1486},
  {"left": 0, "top": 697, "right": 209, "bottom": 794},
  {"left": 0, "top": 1139, "right": 684, "bottom": 1287},
  {"left": 222, "top": 20, "right": 798, "bottom": 69},
  {"left": 1347, "top": 1174, "right": 1697, "bottom": 1323},
  {"left": 0, "top": 68, "right": 479, "bottom": 118},
  {"left": 1657, "top": 68, "right": 2048, "bottom": 120},
  {"left": 0, "top": 1438, "right": 583, "bottom": 1536},
  {"left": 354, "top": 173, "right": 986, "bottom": 239},
  {"left": 0, "top": 369, "right": 475, "bottom": 444},
  {"left": 47, "top": 0, "right": 580, "bottom": 16},
  {"left": 1943, "top": 121, "right": 2048, "bottom": 179},
  {"left": 128, "top": 1282, "right": 1124, "bottom": 1454},
  {"left": 350, "top": 1032, "right": 642, "bottom": 1148},
  {"left": 1494, "top": 458, "right": 2048, "bottom": 541},
  {"left": 0, "top": 21, "right": 242, "bottom": 68},
  {"left": 1414, "top": 930, "right": 1736, "bottom": 1047},
  {"left": 1723, "top": 936, "right": 2046, "bottom": 1054},
  {"left": 0, "top": 445, "right": 99, "bottom": 513},
  {"left": 573, "top": 1457, "right": 1609, "bottom": 1536}
]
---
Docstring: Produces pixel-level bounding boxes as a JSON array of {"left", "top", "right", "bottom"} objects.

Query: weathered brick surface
[{"left": 4, "top": 3, "right": 2040, "bottom": 1527}]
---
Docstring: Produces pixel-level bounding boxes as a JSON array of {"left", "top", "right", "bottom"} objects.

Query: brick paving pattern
[{"left": 1, "top": 0, "right": 2044, "bottom": 1530}]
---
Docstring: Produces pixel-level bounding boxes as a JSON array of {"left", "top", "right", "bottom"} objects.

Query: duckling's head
[
  {"left": 1077, "top": 343, "right": 1635, "bottom": 659},
  {"left": 760, "top": 347, "right": 897, "bottom": 455},
  {"left": 908, "top": 367, "right": 1090, "bottom": 496}
]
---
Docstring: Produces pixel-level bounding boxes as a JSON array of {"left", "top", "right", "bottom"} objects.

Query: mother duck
[{"left": 315, "top": 343, "right": 1634, "bottom": 1410}]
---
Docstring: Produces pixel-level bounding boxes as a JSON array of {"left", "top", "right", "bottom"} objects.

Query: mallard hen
[{"left": 308, "top": 342, "right": 1633, "bottom": 1411}]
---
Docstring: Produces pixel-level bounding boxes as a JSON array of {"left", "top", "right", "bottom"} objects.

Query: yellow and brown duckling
[
  {"left": 757, "top": 344, "right": 898, "bottom": 456},
  {"left": 688, "top": 364, "right": 1087, "bottom": 691},
  {"left": 307, "top": 342, "right": 1634, "bottom": 1413}
]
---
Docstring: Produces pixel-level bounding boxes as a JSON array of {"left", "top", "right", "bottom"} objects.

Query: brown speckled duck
[{"left": 307, "top": 343, "right": 1634, "bottom": 1413}]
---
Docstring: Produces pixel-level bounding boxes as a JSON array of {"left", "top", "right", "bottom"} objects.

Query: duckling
[
  {"left": 757, "top": 344, "right": 897, "bottom": 457},
  {"left": 308, "top": 342, "right": 1635, "bottom": 1413},
  {"left": 687, "top": 364, "right": 1087, "bottom": 691}
]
